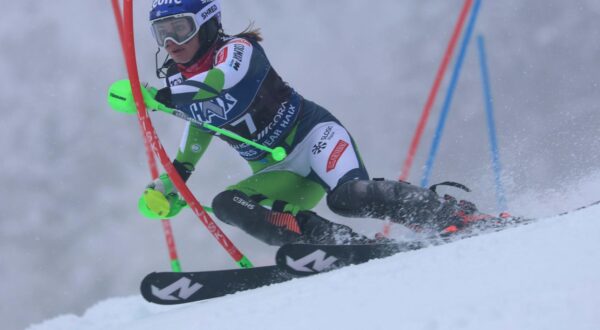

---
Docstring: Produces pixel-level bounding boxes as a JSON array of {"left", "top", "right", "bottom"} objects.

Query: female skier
[{"left": 123, "top": 0, "right": 490, "bottom": 245}]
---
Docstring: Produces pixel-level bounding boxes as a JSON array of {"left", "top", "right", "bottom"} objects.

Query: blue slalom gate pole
[
  {"left": 477, "top": 35, "right": 508, "bottom": 211},
  {"left": 420, "top": 0, "right": 483, "bottom": 187}
]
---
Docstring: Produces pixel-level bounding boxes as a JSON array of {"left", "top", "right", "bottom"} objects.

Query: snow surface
[{"left": 28, "top": 204, "right": 600, "bottom": 330}]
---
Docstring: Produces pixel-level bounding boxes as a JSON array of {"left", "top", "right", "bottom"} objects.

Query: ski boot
[
  {"left": 295, "top": 210, "right": 388, "bottom": 245},
  {"left": 432, "top": 194, "right": 514, "bottom": 236}
]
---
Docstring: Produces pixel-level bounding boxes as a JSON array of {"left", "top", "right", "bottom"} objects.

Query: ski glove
[{"left": 138, "top": 173, "right": 187, "bottom": 219}]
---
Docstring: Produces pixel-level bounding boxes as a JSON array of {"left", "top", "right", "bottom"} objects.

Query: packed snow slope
[{"left": 29, "top": 203, "right": 600, "bottom": 330}]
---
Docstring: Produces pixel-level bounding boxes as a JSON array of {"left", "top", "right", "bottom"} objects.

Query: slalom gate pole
[
  {"left": 383, "top": 0, "right": 474, "bottom": 237},
  {"left": 399, "top": 0, "right": 474, "bottom": 182},
  {"left": 111, "top": 0, "right": 182, "bottom": 272},
  {"left": 118, "top": 0, "right": 253, "bottom": 269},
  {"left": 477, "top": 35, "right": 508, "bottom": 211},
  {"left": 420, "top": 0, "right": 483, "bottom": 188}
]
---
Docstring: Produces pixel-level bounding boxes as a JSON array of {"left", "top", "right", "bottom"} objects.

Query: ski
[
  {"left": 140, "top": 265, "right": 295, "bottom": 304},
  {"left": 275, "top": 241, "right": 423, "bottom": 276},
  {"left": 275, "top": 218, "right": 541, "bottom": 275},
  {"left": 276, "top": 199, "right": 600, "bottom": 275}
]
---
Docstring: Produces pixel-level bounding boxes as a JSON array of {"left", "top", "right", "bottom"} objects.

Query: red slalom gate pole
[
  {"left": 119, "top": 0, "right": 253, "bottom": 268},
  {"left": 112, "top": 0, "right": 181, "bottom": 272},
  {"left": 384, "top": 0, "right": 474, "bottom": 237}
]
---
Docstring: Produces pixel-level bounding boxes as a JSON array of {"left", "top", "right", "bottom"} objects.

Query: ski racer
[{"left": 113, "top": 0, "right": 496, "bottom": 245}]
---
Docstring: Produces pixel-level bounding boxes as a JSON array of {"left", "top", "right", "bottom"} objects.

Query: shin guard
[{"left": 326, "top": 179, "right": 445, "bottom": 228}]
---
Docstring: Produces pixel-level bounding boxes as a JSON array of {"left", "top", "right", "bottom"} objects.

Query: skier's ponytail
[{"left": 232, "top": 22, "right": 263, "bottom": 42}]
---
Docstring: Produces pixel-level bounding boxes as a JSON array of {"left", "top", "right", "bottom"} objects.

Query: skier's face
[{"left": 165, "top": 35, "right": 201, "bottom": 64}]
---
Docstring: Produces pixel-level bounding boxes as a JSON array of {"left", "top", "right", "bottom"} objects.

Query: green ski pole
[{"left": 108, "top": 80, "right": 288, "bottom": 162}]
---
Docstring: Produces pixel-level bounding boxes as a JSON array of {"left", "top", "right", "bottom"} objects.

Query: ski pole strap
[
  {"left": 429, "top": 181, "right": 471, "bottom": 194},
  {"left": 173, "top": 159, "right": 194, "bottom": 182}
]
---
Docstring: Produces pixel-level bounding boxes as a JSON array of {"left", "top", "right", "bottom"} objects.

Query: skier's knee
[
  {"left": 212, "top": 189, "right": 303, "bottom": 246},
  {"left": 212, "top": 190, "right": 244, "bottom": 226},
  {"left": 326, "top": 179, "right": 370, "bottom": 217}
]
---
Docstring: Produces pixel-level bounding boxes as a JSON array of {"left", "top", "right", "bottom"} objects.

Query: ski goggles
[{"left": 151, "top": 13, "right": 199, "bottom": 47}]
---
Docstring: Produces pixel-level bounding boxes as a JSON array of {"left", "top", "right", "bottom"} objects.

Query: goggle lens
[{"left": 151, "top": 15, "right": 198, "bottom": 47}]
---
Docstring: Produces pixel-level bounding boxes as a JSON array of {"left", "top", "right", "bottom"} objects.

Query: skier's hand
[
  {"left": 138, "top": 173, "right": 187, "bottom": 219},
  {"left": 107, "top": 79, "right": 161, "bottom": 114}
]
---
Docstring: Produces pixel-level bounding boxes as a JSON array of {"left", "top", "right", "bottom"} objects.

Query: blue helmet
[{"left": 149, "top": 0, "right": 222, "bottom": 47}]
